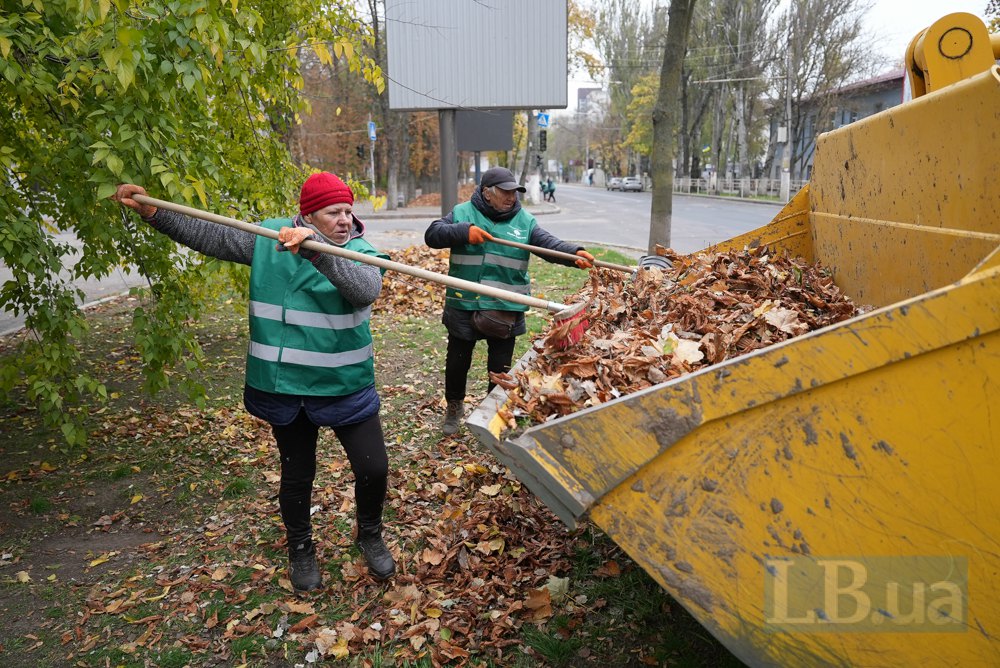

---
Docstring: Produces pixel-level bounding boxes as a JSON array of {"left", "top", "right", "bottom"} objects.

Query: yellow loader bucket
[{"left": 468, "top": 57, "right": 1000, "bottom": 668}]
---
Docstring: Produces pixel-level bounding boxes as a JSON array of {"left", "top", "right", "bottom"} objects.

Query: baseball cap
[{"left": 480, "top": 167, "right": 526, "bottom": 192}]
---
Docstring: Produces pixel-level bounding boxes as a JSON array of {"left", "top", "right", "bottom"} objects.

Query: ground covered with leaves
[{"left": 0, "top": 246, "right": 743, "bottom": 667}]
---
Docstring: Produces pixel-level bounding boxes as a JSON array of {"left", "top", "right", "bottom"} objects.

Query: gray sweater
[{"left": 146, "top": 208, "right": 383, "bottom": 307}]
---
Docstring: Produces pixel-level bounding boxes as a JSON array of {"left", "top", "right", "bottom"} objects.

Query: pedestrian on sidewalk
[
  {"left": 544, "top": 177, "right": 556, "bottom": 203},
  {"left": 424, "top": 167, "right": 594, "bottom": 435},
  {"left": 113, "top": 173, "right": 397, "bottom": 590}
]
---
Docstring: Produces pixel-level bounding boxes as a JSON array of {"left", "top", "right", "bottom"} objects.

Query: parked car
[
  {"left": 606, "top": 177, "right": 623, "bottom": 191},
  {"left": 621, "top": 176, "right": 643, "bottom": 192}
]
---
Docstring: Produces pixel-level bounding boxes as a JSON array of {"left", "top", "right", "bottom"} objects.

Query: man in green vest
[
  {"left": 113, "top": 173, "right": 396, "bottom": 591},
  {"left": 425, "top": 167, "right": 594, "bottom": 435}
]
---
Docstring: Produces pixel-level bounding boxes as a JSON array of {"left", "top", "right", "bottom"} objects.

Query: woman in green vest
[
  {"left": 424, "top": 167, "right": 594, "bottom": 436},
  {"left": 113, "top": 173, "right": 395, "bottom": 591}
]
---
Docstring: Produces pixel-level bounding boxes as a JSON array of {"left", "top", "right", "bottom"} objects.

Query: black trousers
[
  {"left": 270, "top": 410, "right": 388, "bottom": 548},
  {"left": 445, "top": 334, "right": 517, "bottom": 402}
]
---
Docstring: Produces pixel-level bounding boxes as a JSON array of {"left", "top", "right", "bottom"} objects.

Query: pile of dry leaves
[
  {"left": 407, "top": 184, "right": 477, "bottom": 208},
  {"left": 494, "top": 247, "right": 860, "bottom": 425},
  {"left": 374, "top": 246, "right": 449, "bottom": 316}
]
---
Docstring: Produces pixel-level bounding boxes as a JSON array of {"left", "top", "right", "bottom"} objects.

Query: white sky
[
  {"left": 866, "top": 0, "right": 990, "bottom": 62},
  {"left": 566, "top": 1, "right": 992, "bottom": 108}
]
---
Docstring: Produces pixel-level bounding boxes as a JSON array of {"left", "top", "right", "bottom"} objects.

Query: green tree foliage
[
  {"left": 623, "top": 72, "right": 657, "bottom": 156},
  {"left": 0, "top": 0, "right": 381, "bottom": 445}
]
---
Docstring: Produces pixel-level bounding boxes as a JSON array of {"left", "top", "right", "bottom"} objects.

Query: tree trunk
[
  {"left": 711, "top": 92, "right": 724, "bottom": 193},
  {"left": 647, "top": 0, "right": 698, "bottom": 253},
  {"left": 679, "top": 72, "right": 691, "bottom": 177}
]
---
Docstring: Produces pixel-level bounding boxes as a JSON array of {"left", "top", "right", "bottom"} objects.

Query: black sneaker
[
  {"left": 288, "top": 542, "right": 321, "bottom": 591},
  {"left": 356, "top": 530, "right": 396, "bottom": 581}
]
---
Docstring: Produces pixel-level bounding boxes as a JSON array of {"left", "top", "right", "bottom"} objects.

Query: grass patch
[
  {"left": 522, "top": 623, "right": 584, "bottom": 666},
  {"left": 155, "top": 647, "right": 194, "bottom": 668},
  {"left": 222, "top": 477, "right": 253, "bottom": 499},
  {"left": 108, "top": 464, "right": 132, "bottom": 481},
  {"left": 28, "top": 496, "right": 52, "bottom": 514}
]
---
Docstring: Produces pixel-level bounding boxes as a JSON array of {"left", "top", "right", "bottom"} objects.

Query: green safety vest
[
  {"left": 245, "top": 218, "right": 388, "bottom": 396},
  {"left": 446, "top": 202, "right": 535, "bottom": 311}
]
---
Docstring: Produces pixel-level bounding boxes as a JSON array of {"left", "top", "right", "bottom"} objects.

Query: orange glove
[
  {"left": 468, "top": 226, "right": 493, "bottom": 245},
  {"left": 111, "top": 184, "right": 157, "bottom": 220},
  {"left": 575, "top": 250, "right": 595, "bottom": 269}
]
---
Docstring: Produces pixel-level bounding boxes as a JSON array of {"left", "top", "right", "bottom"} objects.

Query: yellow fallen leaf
[
  {"left": 424, "top": 607, "right": 442, "bottom": 618},
  {"left": 130, "top": 494, "right": 143, "bottom": 505},
  {"left": 144, "top": 586, "right": 170, "bottom": 602},
  {"left": 89, "top": 555, "right": 110, "bottom": 567},
  {"left": 40, "top": 462, "right": 57, "bottom": 472},
  {"left": 16, "top": 570, "right": 31, "bottom": 583}
]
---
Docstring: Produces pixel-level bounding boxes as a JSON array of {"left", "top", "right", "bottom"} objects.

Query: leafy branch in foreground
[{"left": 0, "top": 0, "right": 382, "bottom": 445}]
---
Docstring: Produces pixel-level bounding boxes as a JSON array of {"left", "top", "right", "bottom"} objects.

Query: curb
[{"left": 673, "top": 191, "right": 784, "bottom": 207}]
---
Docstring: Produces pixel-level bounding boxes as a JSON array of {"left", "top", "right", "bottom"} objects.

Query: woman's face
[{"left": 306, "top": 204, "right": 353, "bottom": 245}]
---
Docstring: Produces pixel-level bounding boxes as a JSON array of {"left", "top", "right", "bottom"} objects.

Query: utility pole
[
  {"left": 780, "top": 11, "right": 793, "bottom": 202},
  {"left": 368, "top": 114, "right": 376, "bottom": 197},
  {"left": 439, "top": 110, "right": 457, "bottom": 216}
]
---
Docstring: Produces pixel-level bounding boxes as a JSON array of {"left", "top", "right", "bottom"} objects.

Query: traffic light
[
  {"left": 356, "top": 145, "right": 364, "bottom": 159},
  {"left": 538, "top": 130, "right": 547, "bottom": 152}
]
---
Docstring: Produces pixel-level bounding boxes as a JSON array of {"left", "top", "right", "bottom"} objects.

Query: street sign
[
  {"left": 368, "top": 121, "right": 377, "bottom": 141},
  {"left": 537, "top": 112, "right": 550, "bottom": 128}
]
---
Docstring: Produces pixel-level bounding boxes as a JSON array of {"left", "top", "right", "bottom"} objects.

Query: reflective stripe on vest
[
  {"left": 449, "top": 252, "right": 527, "bottom": 271},
  {"left": 250, "top": 300, "right": 372, "bottom": 330},
  {"left": 249, "top": 341, "right": 374, "bottom": 368}
]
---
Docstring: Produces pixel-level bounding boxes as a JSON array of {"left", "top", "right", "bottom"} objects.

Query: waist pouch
[{"left": 471, "top": 309, "right": 519, "bottom": 339}]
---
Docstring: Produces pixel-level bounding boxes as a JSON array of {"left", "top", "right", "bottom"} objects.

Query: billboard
[
  {"left": 385, "top": 0, "right": 568, "bottom": 111},
  {"left": 456, "top": 110, "right": 514, "bottom": 151}
]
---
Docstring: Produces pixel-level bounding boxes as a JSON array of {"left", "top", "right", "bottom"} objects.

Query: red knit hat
[{"left": 299, "top": 172, "right": 354, "bottom": 215}]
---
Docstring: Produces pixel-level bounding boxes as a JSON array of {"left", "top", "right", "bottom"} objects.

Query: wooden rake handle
[
  {"left": 133, "top": 194, "right": 574, "bottom": 316},
  {"left": 487, "top": 236, "right": 635, "bottom": 273}
]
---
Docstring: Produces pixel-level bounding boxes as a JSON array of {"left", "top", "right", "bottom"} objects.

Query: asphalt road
[
  {"left": 0, "top": 187, "right": 783, "bottom": 335},
  {"left": 518, "top": 182, "right": 781, "bottom": 256},
  {"left": 359, "top": 183, "right": 782, "bottom": 258}
]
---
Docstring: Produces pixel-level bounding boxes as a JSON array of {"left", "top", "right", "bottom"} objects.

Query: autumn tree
[
  {"left": 647, "top": 0, "right": 698, "bottom": 252},
  {"left": 592, "top": 0, "right": 657, "bottom": 175},
  {"left": 0, "top": 0, "right": 380, "bottom": 444},
  {"left": 767, "top": 0, "right": 880, "bottom": 180}
]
